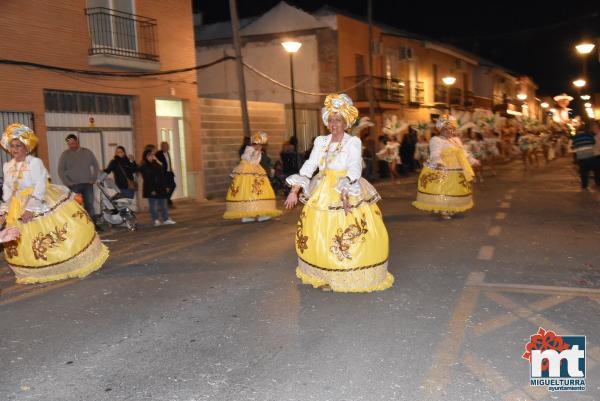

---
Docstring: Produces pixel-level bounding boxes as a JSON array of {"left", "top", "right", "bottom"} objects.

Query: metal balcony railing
[
  {"left": 449, "top": 88, "right": 462, "bottom": 106},
  {"left": 434, "top": 85, "right": 447, "bottom": 103},
  {"left": 464, "top": 90, "right": 475, "bottom": 108},
  {"left": 85, "top": 7, "right": 159, "bottom": 61},
  {"left": 343, "top": 76, "right": 424, "bottom": 105}
]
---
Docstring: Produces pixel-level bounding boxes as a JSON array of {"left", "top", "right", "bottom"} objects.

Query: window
[{"left": 44, "top": 90, "right": 131, "bottom": 115}]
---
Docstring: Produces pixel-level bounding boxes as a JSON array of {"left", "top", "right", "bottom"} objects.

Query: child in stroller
[{"left": 96, "top": 174, "right": 137, "bottom": 231}]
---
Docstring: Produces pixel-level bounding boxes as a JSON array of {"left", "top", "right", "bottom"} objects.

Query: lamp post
[
  {"left": 281, "top": 41, "right": 302, "bottom": 147},
  {"left": 575, "top": 42, "right": 595, "bottom": 79},
  {"left": 442, "top": 75, "right": 456, "bottom": 112}
]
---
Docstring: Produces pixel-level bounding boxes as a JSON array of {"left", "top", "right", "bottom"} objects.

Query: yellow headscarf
[
  {"left": 1, "top": 123, "right": 39, "bottom": 153},
  {"left": 251, "top": 131, "right": 268, "bottom": 145},
  {"left": 321, "top": 93, "right": 359, "bottom": 129},
  {"left": 435, "top": 114, "right": 457, "bottom": 132}
]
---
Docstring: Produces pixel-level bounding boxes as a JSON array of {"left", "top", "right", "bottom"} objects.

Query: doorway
[{"left": 155, "top": 99, "right": 188, "bottom": 199}]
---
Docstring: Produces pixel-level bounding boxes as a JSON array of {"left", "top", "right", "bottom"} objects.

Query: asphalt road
[{"left": 0, "top": 157, "right": 599, "bottom": 401}]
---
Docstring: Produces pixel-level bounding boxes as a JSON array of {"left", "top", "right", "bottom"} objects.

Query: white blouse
[
  {"left": 240, "top": 146, "right": 262, "bottom": 164},
  {"left": 287, "top": 133, "right": 363, "bottom": 196},
  {"left": 0, "top": 155, "right": 49, "bottom": 214},
  {"left": 428, "top": 136, "right": 477, "bottom": 166}
]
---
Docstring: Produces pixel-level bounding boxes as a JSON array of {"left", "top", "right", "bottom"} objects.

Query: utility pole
[
  {"left": 367, "top": 0, "right": 376, "bottom": 125},
  {"left": 228, "top": 0, "right": 251, "bottom": 138}
]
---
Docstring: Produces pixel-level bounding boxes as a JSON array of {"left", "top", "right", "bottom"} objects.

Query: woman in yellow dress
[
  {"left": 284, "top": 94, "right": 393, "bottom": 292},
  {"left": 0, "top": 124, "right": 109, "bottom": 284},
  {"left": 413, "top": 115, "right": 480, "bottom": 219},
  {"left": 223, "top": 131, "right": 282, "bottom": 222}
]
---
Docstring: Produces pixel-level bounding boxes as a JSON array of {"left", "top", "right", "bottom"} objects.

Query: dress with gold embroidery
[
  {"left": 0, "top": 155, "right": 109, "bottom": 284},
  {"left": 413, "top": 136, "right": 476, "bottom": 213},
  {"left": 287, "top": 133, "right": 393, "bottom": 292},
  {"left": 223, "top": 146, "right": 282, "bottom": 220}
]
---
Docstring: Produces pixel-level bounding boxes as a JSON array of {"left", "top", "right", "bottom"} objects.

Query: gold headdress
[
  {"left": 553, "top": 93, "right": 573, "bottom": 102},
  {"left": 1, "top": 123, "right": 39, "bottom": 153},
  {"left": 435, "top": 114, "right": 457, "bottom": 131},
  {"left": 251, "top": 131, "right": 268, "bottom": 145},
  {"left": 321, "top": 93, "right": 359, "bottom": 128}
]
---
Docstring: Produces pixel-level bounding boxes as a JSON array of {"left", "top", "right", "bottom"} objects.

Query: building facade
[
  {"left": 196, "top": 1, "right": 540, "bottom": 146},
  {"left": 0, "top": 0, "right": 204, "bottom": 201}
]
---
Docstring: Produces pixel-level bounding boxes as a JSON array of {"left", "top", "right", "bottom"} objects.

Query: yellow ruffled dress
[
  {"left": 413, "top": 136, "right": 475, "bottom": 213},
  {"left": 2, "top": 156, "right": 108, "bottom": 284},
  {"left": 223, "top": 146, "right": 282, "bottom": 220},
  {"left": 288, "top": 134, "right": 393, "bottom": 292}
]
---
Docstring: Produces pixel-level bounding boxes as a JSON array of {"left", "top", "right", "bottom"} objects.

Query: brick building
[
  {"left": 0, "top": 0, "right": 204, "bottom": 201},
  {"left": 195, "top": 1, "right": 541, "bottom": 140}
]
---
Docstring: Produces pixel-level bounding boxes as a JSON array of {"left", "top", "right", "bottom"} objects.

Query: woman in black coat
[
  {"left": 104, "top": 146, "right": 138, "bottom": 199},
  {"left": 139, "top": 148, "right": 175, "bottom": 227}
]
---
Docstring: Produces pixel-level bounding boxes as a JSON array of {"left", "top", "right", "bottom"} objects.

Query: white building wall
[{"left": 197, "top": 34, "right": 321, "bottom": 105}]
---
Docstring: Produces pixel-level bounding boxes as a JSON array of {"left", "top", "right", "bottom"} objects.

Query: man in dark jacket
[{"left": 155, "top": 141, "right": 177, "bottom": 208}]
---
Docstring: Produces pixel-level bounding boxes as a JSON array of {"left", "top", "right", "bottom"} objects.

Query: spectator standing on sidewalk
[
  {"left": 570, "top": 124, "right": 599, "bottom": 190},
  {"left": 58, "top": 134, "right": 100, "bottom": 223},
  {"left": 139, "top": 148, "right": 176, "bottom": 227},
  {"left": 102, "top": 146, "right": 138, "bottom": 199},
  {"left": 590, "top": 121, "right": 600, "bottom": 181},
  {"left": 155, "top": 141, "right": 176, "bottom": 209}
]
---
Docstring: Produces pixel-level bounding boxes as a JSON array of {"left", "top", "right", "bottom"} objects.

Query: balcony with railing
[
  {"left": 85, "top": 7, "right": 160, "bottom": 71},
  {"left": 343, "top": 76, "right": 425, "bottom": 106},
  {"left": 464, "top": 91, "right": 475, "bottom": 108},
  {"left": 434, "top": 85, "right": 447, "bottom": 104},
  {"left": 449, "top": 88, "right": 462, "bottom": 106}
]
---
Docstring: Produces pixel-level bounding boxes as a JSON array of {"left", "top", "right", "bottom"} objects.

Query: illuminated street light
[
  {"left": 517, "top": 93, "right": 528, "bottom": 101},
  {"left": 281, "top": 41, "right": 302, "bottom": 53},
  {"left": 575, "top": 43, "right": 595, "bottom": 55},
  {"left": 584, "top": 102, "right": 592, "bottom": 108},
  {"left": 540, "top": 102, "right": 549, "bottom": 109},
  {"left": 573, "top": 79, "right": 586, "bottom": 88},
  {"left": 581, "top": 95, "right": 591, "bottom": 100},
  {"left": 281, "top": 40, "right": 302, "bottom": 146},
  {"left": 442, "top": 76, "right": 456, "bottom": 86}
]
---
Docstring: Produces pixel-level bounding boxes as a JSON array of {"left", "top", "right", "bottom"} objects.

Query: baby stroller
[{"left": 96, "top": 175, "right": 137, "bottom": 231}]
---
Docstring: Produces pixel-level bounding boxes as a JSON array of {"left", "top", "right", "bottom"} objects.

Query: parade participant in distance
[
  {"left": 0, "top": 124, "right": 109, "bottom": 284},
  {"left": 285, "top": 94, "right": 393, "bottom": 292},
  {"left": 413, "top": 115, "right": 479, "bottom": 219},
  {"left": 223, "top": 131, "right": 282, "bottom": 223}
]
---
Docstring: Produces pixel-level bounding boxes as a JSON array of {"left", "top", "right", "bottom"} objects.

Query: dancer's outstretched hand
[
  {"left": 285, "top": 192, "right": 298, "bottom": 210},
  {"left": 341, "top": 192, "right": 350, "bottom": 215}
]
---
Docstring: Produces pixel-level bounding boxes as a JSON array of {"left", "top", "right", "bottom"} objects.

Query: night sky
[{"left": 193, "top": 1, "right": 600, "bottom": 99}]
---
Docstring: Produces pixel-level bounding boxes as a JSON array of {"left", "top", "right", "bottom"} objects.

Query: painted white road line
[
  {"left": 495, "top": 212, "right": 507, "bottom": 220},
  {"left": 488, "top": 226, "right": 502, "bottom": 236},
  {"left": 477, "top": 245, "right": 495, "bottom": 260}
]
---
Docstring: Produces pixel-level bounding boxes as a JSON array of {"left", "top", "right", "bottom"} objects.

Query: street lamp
[
  {"left": 442, "top": 75, "right": 455, "bottom": 111},
  {"left": 573, "top": 79, "right": 586, "bottom": 88},
  {"left": 442, "top": 76, "right": 456, "bottom": 86},
  {"left": 281, "top": 40, "right": 302, "bottom": 146},
  {"left": 584, "top": 102, "right": 592, "bottom": 108},
  {"left": 576, "top": 42, "right": 595, "bottom": 55},
  {"left": 581, "top": 95, "right": 591, "bottom": 101},
  {"left": 575, "top": 42, "right": 596, "bottom": 83},
  {"left": 517, "top": 93, "right": 528, "bottom": 101},
  {"left": 540, "top": 102, "right": 549, "bottom": 109}
]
